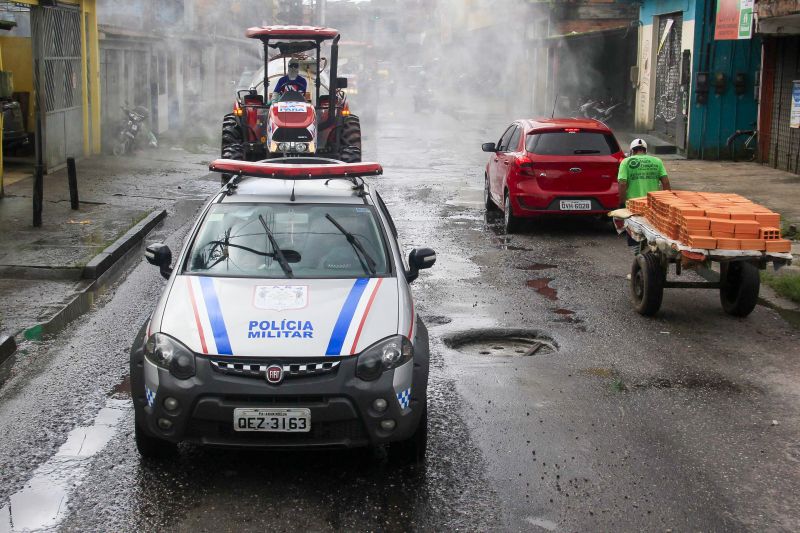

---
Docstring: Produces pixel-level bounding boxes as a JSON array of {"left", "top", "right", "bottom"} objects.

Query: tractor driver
[{"left": 273, "top": 61, "right": 307, "bottom": 98}]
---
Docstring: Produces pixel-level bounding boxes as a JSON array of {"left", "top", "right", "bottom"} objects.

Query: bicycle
[{"left": 726, "top": 127, "right": 758, "bottom": 162}]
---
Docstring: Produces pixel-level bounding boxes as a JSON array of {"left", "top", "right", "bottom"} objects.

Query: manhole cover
[{"left": 443, "top": 328, "right": 557, "bottom": 356}]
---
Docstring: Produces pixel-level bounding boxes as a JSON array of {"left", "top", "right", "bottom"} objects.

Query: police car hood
[{"left": 160, "top": 276, "right": 399, "bottom": 357}]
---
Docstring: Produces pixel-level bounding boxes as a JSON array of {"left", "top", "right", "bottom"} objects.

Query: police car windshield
[{"left": 186, "top": 203, "right": 390, "bottom": 278}]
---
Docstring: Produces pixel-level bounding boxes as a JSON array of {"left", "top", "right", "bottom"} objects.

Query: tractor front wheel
[
  {"left": 220, "top": 113, "right": 245, "bottom": 184},
  {"left": 338, "top": 115, "right": 362, "bottom": 163}
]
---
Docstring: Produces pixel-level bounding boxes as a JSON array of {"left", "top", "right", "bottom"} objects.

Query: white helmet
[{"left": 630, "top": 138, "right": 648, "bottom": 152}]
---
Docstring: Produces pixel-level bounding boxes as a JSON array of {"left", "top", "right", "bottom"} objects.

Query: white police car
[{"left": 131, "top": 158, "right": 435, "bottom": 463}]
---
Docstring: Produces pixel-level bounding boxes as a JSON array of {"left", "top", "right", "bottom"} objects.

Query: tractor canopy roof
[{"left": 246, "top": 25, "right": 340, "bottom": 42}]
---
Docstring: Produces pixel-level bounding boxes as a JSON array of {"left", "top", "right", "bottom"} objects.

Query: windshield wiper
[
  {"left": 325, "top": 214, "right": 377, "bottom": 276},
  {"left": 258, "top": 215, "right": 293, "bottom": 278}
]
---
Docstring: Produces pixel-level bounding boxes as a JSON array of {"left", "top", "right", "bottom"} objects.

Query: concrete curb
[
  {"left": 1, "top": 209, "right": 167, "bottom": 362},
  {"left": 82, "top": 209, "right": 167, "bottom": 279}
]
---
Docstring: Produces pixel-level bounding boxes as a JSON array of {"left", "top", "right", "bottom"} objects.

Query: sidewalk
[{"left": 0, "top": 143, "right": 219, "bottom": 362}]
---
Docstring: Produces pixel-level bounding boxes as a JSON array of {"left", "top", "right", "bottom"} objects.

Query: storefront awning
[{"left": 541, "top": 21, "right": 636, "bottom": 42}]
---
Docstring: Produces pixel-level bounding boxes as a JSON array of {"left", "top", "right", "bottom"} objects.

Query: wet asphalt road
[{"left": 1, "top": 106, "right": 800, "bottom": 532}]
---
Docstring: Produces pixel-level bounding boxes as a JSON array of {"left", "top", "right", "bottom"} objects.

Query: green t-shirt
[{"left": 617, "top": 154, "right": 667, "bottom": 200}]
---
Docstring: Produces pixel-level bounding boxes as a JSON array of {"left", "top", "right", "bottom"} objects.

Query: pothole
[
  {"left": 423, "top": 315, "right": 453, "bottom": 326},
  {"left": 443, "top": 328, "right": 558, "bottom": 356}
]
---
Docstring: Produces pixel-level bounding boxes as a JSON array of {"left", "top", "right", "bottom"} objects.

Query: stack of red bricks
[{"left": 626, "top": 190, "right": 792, "bottom": 252}]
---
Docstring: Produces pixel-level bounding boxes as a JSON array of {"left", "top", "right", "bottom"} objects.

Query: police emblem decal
[{"left": 254, "top": 285, "right": 308, "bottom": 311}]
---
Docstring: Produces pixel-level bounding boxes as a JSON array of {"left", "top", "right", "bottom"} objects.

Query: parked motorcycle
[
  {"left": 113, "top": 105, "right": 156, "bottom": 156},
  {"left": 577, "top": 97, "right": 623, "bottom": 124}
]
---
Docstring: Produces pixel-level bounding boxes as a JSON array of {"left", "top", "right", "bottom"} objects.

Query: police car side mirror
[
  {"left": 406, "top": 248, "right": 436, "bottom": 283},
  {"left": 145, "top": 242, "right": 173, "bottom": 279},
  {"left": 482, "top": 142, "right": 496, "bottom": 153}
]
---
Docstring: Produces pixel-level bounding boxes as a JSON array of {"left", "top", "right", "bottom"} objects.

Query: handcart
[{"left": 617, "top": 215, "right": 793, "bottom": 317}]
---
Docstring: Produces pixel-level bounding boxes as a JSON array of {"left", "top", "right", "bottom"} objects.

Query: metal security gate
[
  {"left": 31, "top": 5, "right": 83, "bottom": 172},
  {"left": 653, "top": 13, "right": 683, "bottom": 141},
  {"left": 768, "top": 37, "right": 800, "bottom": 174}
]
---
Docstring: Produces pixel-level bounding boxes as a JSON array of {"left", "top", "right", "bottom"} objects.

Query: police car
[{"left": 131, "top": 158, "right": 435, "bottom": 463}]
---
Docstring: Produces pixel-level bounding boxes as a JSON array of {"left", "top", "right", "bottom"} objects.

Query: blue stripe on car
[
  {"left": 199, "top": 277, "right": 233, "bottom": 355},
  {"left": 326, "top": 278, "right": 369, "bottom": 355}
]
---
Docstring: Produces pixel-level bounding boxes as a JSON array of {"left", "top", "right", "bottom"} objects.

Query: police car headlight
[
  {"left": 296, "top": 142, "right": 308, "bottom": 152},
  {"left": 356, "top": 335, "right": 413, "bottom": 381},
  {"left": 145, "top": 333, "right": 196, "bottom": 380}
]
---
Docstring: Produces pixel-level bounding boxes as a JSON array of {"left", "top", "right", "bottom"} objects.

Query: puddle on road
[
  {"left": 109, "top": 374, "right": 131, "bottom": 399},
  {"left": 526, "top": 278, "right": 558, "bottom": 301},
  {"left": 0, "top": 398, "right": 127, "bottom": 533},
  {"left": 443, "top": 328, "right": 558, "bottom": 357}
]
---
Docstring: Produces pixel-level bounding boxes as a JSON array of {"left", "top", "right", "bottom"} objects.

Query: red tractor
[{"left": 221, "top": 26, "right": 362, "bottom": 176}]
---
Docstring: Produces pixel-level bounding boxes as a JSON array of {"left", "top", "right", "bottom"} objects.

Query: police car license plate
[
  {"left": 233, "top": 408, "right": 311, "bottom": 432},
  {"left": 559, "top": 200, "right": 592, "bottom": 210}
]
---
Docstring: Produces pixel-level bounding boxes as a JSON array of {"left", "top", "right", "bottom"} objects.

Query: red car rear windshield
[{"left": 526, "top": 131, "right": 620, "bottom": 155}]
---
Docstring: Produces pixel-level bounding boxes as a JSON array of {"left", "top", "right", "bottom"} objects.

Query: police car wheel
[
  {"left": 135, "top": 422, "right": 178, "bottom": 459},
  {"left": 389, "top": 404, "right": 428, "bottom": 466}
]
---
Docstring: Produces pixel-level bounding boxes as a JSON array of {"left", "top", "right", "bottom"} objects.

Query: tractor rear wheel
[
  {"left": 338, "top": 115, "right": 362, "bottom": 163},
  {"left": 220, "top": 113, "right": 245, "bottom": 184}
]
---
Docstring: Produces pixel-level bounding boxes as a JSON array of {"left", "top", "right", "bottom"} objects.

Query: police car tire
[
  {"left": 135, "top": 422, "right": 178, "bottom": 459},
  {"left": 484, "top": 175, "right": 498, "bottom": 211},
  {"left": 719, "top": 261, "right": 759, "bottom": 317},
  {"left": 630, "top": 252, "right": 664, "bottom": 316},
  {"left": 389, "top": 404, "right": 428, "bottom": 466}
]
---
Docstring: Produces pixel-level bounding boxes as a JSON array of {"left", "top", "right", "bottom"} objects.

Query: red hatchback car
[{"left": 482, "top": 118, "right": 624, "bottom": 232}]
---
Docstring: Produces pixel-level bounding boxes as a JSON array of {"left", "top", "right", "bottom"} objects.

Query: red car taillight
[{"left": 516, "top": 156, "right": 536, "bottom": 178}]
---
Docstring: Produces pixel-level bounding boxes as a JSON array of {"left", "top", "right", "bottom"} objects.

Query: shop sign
[
  {"left": 715, "top": 0, "right": 754, "bottom": 40},
  {"left": 791, "top": 81, "right": 800, "bottom": 129}
]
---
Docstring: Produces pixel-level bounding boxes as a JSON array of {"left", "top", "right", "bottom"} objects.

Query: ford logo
[{"left": 266, "top": 365, "right": 284, "bottom": 384}]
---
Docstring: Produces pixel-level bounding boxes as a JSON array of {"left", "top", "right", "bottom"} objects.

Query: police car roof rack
[{"left": 209, "top": 158, "right": 381, "bottom": 197}]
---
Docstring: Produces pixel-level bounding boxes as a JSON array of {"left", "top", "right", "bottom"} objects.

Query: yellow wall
[
  {"left": 0, "top": 0, "right": 100, "bottom": 158},
  {"left": 0, "top": 36, "right": 34, "bottom": 131}
]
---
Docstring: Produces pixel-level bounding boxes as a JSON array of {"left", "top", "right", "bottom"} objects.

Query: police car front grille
[{"left": 209, "top": 359, "right": 340, "bottom": 380}]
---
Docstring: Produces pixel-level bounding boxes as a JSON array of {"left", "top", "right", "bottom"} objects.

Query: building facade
[
  {"left": 634, "top": 0, "right": 762, "bottom": 159},
  {"left": 97, "top": 0, "right": 263, "bottom": 149},
  {"left": 756, "top": 0, "right": 800, "bottom": 174},
  {"left": 0, "top": 0, "right": 101, "bottom": 184}
]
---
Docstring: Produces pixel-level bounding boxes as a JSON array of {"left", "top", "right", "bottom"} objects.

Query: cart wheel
[
  {"left": 720, "top": 261, "right": 760, "bottom": 317},
  {"left": 630, "top": 253, "right": 665, "bottom": 316}
]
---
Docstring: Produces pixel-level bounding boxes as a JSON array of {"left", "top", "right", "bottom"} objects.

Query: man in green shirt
[{"left": 618, "top": 138, "right": 671, "bottom": 206}]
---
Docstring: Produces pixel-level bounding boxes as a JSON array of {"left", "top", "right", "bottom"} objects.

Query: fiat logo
[{"left": 266, "top": 365, "right": 283, "bottom": 384}]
